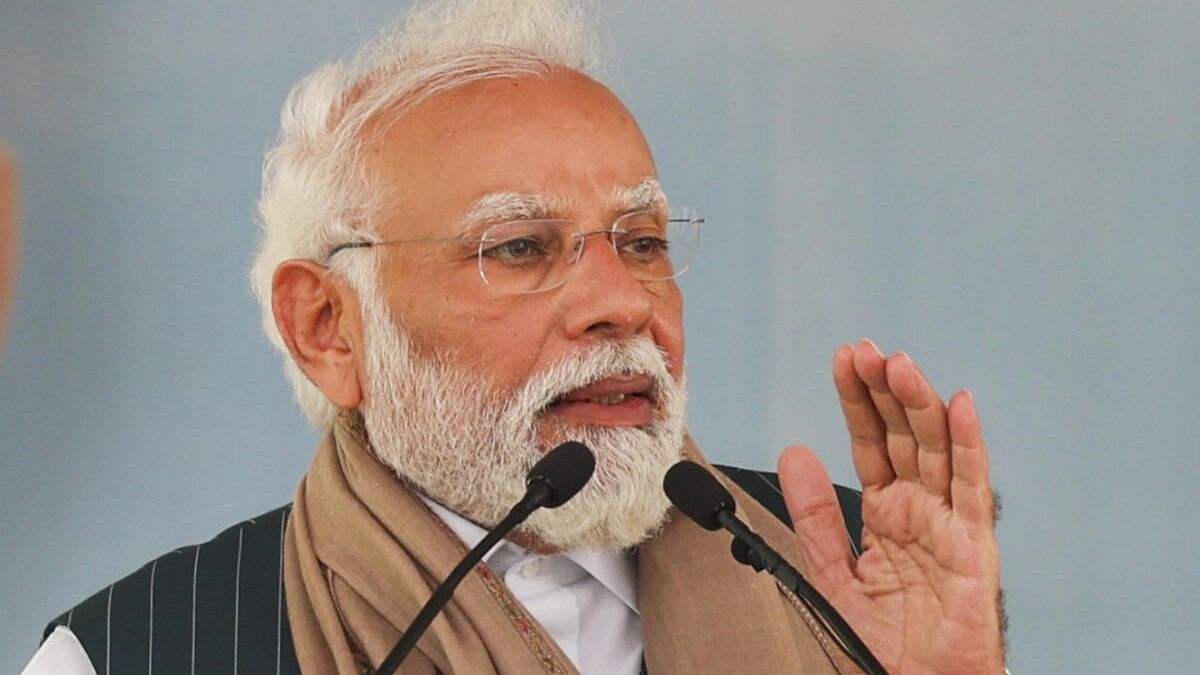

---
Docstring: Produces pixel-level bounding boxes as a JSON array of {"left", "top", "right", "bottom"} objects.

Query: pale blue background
[{"left": 2, "top": 2, "right": 1198, "bottom": 673}]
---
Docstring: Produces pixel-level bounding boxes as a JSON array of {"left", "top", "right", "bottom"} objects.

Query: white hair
[
  {"left": 356, "top": 265, "right": 687, "bottom": 550},
  {"left": 249, "top": 0, "right": 600, "bottom": 428}
]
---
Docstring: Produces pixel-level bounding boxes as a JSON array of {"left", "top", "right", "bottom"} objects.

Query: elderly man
[{"left": 26, "top": 1, "right": 1004, "bottom": 673}]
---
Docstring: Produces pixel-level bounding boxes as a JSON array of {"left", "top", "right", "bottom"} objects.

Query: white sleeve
[{"left": 19, "top": 626, "right": 97, "bottom": 675}]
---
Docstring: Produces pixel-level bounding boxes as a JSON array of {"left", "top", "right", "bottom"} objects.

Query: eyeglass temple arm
[{"left": 325, "top": 241, "right": 377, "bottom": 260}]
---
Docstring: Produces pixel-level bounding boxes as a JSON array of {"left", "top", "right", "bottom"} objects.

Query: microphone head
[
  {"left": 526, "top": 441, "right": 595, "bottom": 508},
  {"left": 662, "top": 460, "right": 736, "bottom": 530}
]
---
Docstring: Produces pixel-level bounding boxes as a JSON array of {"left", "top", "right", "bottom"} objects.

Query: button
[{"left": 518, "top": 559, "right": 542, "bottom": 578}]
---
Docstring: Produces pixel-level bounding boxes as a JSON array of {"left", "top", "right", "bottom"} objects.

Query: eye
[
  {"left": 617, "top": 228, "right": 671, "bottom": 262},
  {"left": 481, "top": 235, "right": 550, "bottom": 265}
]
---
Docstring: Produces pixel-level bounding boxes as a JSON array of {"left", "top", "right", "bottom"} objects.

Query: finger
[
  {"left": 948, "top": 389, "right": 995, "bottom": 527},
  {"left": 853, "top": 339, "right": 920, "bottom": 481},
  {"left": 885, "top": 352, "right": 952, "bottom": 498},
  {"left": 833, "top": 343, "right": 894, "bottom": 488},
  {"left": 778, "top": 445, "right": 855, "bottom": 584}
]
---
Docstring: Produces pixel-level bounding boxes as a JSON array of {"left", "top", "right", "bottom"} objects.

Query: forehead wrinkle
[
  {"left": 608, "top": 177, "right": 667, "bottom": 213},
  {"left": 455, "top": 191, "right": 572, "bottom": 236}
]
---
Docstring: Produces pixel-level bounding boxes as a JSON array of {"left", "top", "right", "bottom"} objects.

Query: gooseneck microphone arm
[
  {"left": 374, "top": 441, "right": 595, "bottom": 675},
  {"left": 663, "top": 461, "right": 889, "bottom": 675},
  {"left": 716, "top": 510, "right": 803, "bottom": 589}
]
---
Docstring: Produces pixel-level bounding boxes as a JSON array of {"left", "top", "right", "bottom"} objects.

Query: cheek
[
  {"left": 662, "top": 328, "right": 686, "bottom": 381},
  {"left": 652, "top": 291, "right": 686, "bottom": 380},
  {"left": 424, "top": 301, "right": 554, "bottom": 383}
]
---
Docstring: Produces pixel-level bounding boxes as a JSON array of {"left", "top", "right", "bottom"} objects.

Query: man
[{"left": 26, "top": 1, "right": 1005, "bottom": 672}]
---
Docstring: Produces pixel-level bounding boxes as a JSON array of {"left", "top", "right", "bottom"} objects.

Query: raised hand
[{"left": 779, "top": 339, "right": 1005, "bottom": 674}]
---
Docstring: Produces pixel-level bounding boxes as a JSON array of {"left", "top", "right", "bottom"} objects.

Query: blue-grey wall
[{"left": 2, "top": 2, "right": 1197, "bottom": 672}]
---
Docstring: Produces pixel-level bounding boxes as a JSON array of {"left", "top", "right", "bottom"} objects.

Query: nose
[{"left": 558, "top": 232, "right": 655, "bottom": 340}]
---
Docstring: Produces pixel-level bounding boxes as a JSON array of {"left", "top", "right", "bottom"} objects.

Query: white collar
[{"left": 423, "top": 497, "right": 640, "bottom": 615}]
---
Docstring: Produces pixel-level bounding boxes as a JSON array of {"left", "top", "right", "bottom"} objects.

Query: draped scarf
[{"left": 284, "top": 412, "right": 860, "bottom": 674}]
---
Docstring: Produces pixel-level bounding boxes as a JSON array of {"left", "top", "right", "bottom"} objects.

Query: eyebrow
[
  {"left": 455, "top": 192, "right": 569, "bottom": 236},
  {"left": 609, "top": 177, "right": 667, "bottom": 214},
  {"left": 452, "top": 177, "right": 668, "bottom": 237}
]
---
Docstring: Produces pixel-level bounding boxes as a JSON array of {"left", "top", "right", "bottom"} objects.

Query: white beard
[{"left": 357, "top": 290, "right": 687, "bottom": 551}]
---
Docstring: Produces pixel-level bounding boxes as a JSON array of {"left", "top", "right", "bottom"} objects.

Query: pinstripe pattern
[
  {"left": 234, "top": 526, "right": 243, "bottom": 674},
  {"left": 190, "top": 546, "right": 200, "bottom": 675},
  {"left": 41, "top": 471, "right": 854, "bottom": 675},
  {"left": 44, "top": 505, "right": 301, "bottom": 675},
  {"left": 104, "top": 584, "right": 113, "bottom": 675},
  {"left": 148, "top": 560, "right": 157, "bottom": 675},
  {"left": 276, "top": 509, "right": 286, "bottom": 675}
]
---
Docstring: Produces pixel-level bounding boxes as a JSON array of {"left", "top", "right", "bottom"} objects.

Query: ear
[{"left": 271, "top": 259, "right": 363, "bottom": 409}]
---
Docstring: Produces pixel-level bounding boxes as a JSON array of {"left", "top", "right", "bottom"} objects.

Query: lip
[{"left": 544, "top": 375, "right": 656, "bottom": 427}]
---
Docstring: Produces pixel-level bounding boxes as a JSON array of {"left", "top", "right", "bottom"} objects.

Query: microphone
[
  {"left": 523, "top": 440, "right": 596, "bottom": 508},
  {"left": 375, "top": 441, "right": 595, "bottom": 675},
  {"left": 663, "top": 461, "right": 889, "bottom": 675}
]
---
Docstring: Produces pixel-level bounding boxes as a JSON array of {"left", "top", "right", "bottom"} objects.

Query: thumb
[{"left": 779, "top": 445, "right": 854, "bottom": 584}]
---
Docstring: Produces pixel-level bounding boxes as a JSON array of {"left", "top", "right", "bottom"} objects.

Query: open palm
[{"left": 779, "top": 340, "right": 1005, "bottom": 674}]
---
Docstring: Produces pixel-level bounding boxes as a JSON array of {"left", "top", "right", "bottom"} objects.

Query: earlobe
[{"left": 272, "top": 259, "right": 363, "bottom": 408}]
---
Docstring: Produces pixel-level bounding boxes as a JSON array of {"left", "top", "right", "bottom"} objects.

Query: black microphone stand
[
  {"left": 374, "top": 483, "right": 552, "bottom": 675},
  {"left": 663, "top": 460, "right": 888, "bottom": 675},
  {"left": 374, "top": 441, "right": 594, "bottom": 675},
  {"left": 719, "top": 511, "right": 889, "bottom": 675}
]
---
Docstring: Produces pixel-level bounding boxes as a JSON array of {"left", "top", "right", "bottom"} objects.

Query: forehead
[
  {"left": 362, "top": 70, "right": 659, "bottom": 239},
  {"left": 457, "top": 178, "right": 666, "bottom": 231}
]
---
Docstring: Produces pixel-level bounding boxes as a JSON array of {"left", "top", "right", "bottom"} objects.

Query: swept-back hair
[{"left": 249, "top": 0, "right": 599, "bottom": 428}]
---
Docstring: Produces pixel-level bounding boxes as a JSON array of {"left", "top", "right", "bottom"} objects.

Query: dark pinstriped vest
[{"left": 45, "top": 467, "right": 863, "bottom": 674}]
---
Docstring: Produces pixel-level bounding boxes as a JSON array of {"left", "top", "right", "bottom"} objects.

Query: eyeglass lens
[{"left": 478, "top": 210, "right": 700, "bottom": 294}]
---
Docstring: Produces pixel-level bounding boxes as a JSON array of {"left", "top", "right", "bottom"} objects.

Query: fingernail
[{"left": 861, "top": 338, "right": 884, "bottom": 358}]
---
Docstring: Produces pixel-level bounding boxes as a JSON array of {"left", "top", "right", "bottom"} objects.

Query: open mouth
[{"left": 543, "top": 374, "right": 657, "bottom": 426}]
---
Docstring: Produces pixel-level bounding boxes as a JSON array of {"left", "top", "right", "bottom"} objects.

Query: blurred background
[{"left": 2, "top": 1, "right": 1197, "bottom": 672}]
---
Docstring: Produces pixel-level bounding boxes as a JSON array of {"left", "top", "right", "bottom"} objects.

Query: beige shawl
[{"left": 285, "top": 412, "right": 860, "bottom": 674}]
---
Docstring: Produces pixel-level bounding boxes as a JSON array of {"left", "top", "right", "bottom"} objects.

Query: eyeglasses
[{"left": 326, "top": 207, "right": 703, "bottom": 295}]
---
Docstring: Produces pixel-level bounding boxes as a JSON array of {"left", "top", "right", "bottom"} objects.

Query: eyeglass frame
[{"left": 323, "top": 208, "right": 704, "bottom": 295}]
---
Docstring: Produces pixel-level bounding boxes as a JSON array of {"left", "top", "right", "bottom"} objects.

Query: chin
[
  {"left": 520, "top": 497, "right": 673, "bottom": 552},
  {"left": 519, "top": 423, "right": 682, "bottom": 552}
]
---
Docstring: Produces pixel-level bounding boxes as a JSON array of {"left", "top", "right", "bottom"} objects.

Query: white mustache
[
  {"left": 360, "top": 292, "right": 688, "bottom": 549},
  {"left": 511, "top": 337, "right": 676, "bottom": 420}
]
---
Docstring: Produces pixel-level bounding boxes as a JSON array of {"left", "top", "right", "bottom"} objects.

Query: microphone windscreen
[
  {"left": 526, "top": 441, "right": 595, "bottom": 508},
  {"left": 663, "top": 460, "right": 736, "bottom": 530}
]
